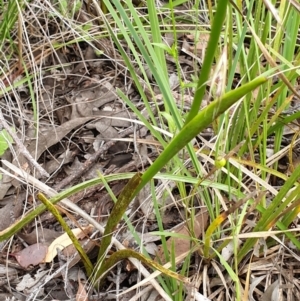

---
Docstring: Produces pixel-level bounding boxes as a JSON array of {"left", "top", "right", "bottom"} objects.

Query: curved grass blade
[
  {"left": 37, "top": 193, "right": 93, "bottom": 276},
  {"left": 96, "top": 249, "right": 189, "bottom": 287},
  {"left": 93, "top": 173, "right": 142, "bottom": 281}
]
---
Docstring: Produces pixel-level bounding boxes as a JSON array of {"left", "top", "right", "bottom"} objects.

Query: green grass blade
[
  {"left": 237, "top": 162, "right": 300, "bottom": 263},
  {"left": 98, "top": 249, "right": 188, "bottom": 286},
  {"left": 37, "top": 193, "right": 93, "bottom": 276},
  {"left": 94, "top": 173, "right": 142, "bottom": 280},
  {"left": 184, "top": 0, "right": 229, "bottom": 125}
]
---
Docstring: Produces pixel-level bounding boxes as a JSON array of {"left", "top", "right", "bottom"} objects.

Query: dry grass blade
[
  {"left": 262, "top": 0, "right": 283, "bottom": 27},
  {"left": 290, "top": 0, "right": 300, "bottom": 12}
]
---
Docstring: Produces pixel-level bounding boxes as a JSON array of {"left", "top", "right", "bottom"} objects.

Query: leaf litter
[{"left": 0, "top": 1, "right": 299, "bottom": 300}]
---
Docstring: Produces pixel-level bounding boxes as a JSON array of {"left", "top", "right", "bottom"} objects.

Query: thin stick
[{"left": 0, "top": 109, "right": 49, "bottom": 177}]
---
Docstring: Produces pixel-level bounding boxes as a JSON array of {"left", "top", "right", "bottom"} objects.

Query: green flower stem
[{"left": 136, "top": 77, "right": 268, "bottom": 197}]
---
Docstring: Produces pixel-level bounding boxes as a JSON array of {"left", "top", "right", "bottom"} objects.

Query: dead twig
[{"left": 0, "top": 109, "right": 50, "bottom": 178}]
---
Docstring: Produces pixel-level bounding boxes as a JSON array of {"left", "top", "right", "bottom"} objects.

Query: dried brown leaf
[
  {"left": 12, "top": 243, "right": 48, "bottom": 268},
  {"left": 261, "top": 280, "right": 281, "bottom": 301},
  {"left": 156, "top": 210, "right": 208, "bottom": 263},
  {"left": 44, "top": 225, "right": 93, "bottom": 263},
  {"left": 12, "top": 117, "right": 94, "bottom": 180},
  {"left": 70, "top": 81, "right": 118, "bottom": 119},
  {"left": 0, "top": 199, "right": 23, "bottom": 231},
  {"left": 18, "top": 228, "right": 61, "bottom": 245},
  {"left": 76, "top": 277, "right": 88, "bottom": 301}
]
